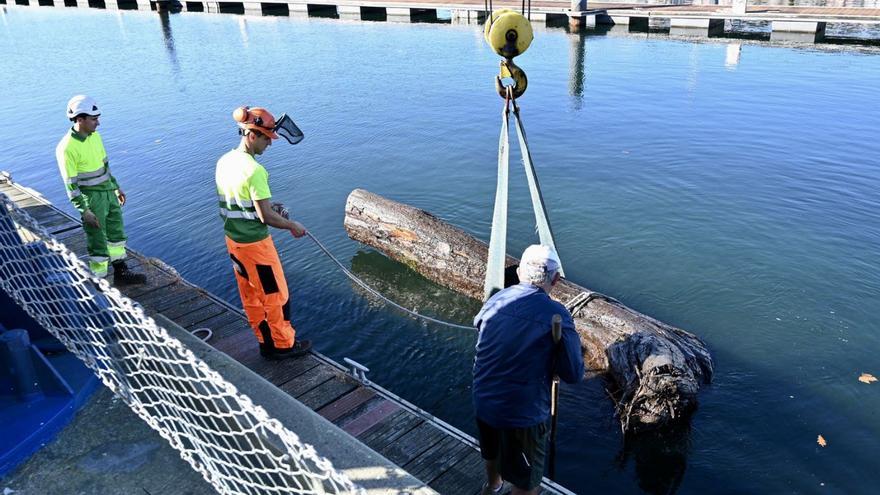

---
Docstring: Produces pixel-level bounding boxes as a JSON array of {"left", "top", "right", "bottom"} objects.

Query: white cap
[
  {"left": 66, "top": 95, "right": 100, "bottom": 119},
  {"left": 520, "top": 244, "right": 561, "bottom": 274}
]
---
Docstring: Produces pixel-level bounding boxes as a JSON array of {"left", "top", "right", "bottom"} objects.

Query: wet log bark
[{"left": 344, "top": 189, "right": 714, "bottom": 432}]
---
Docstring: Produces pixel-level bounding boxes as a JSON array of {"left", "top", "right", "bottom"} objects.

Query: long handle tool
[{"left": 549, "top": 314, "right": 562, "bottom": 480}]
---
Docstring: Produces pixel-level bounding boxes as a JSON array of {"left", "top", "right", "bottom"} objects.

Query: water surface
[{"left": 2, "top": 7, "right": 879, "bottom": 494}]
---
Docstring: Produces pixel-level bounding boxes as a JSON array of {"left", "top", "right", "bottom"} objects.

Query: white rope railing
[{"left": 0, "top": 191, "right": 363, "bottom": 495}]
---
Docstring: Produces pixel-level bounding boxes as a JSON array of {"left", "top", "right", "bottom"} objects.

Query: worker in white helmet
[{"left": 55, "top": 95, "right": 146, "bottom": 284}]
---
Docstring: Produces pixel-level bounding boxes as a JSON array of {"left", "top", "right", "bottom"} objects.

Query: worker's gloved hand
[
  {"left": 116, "top": 188, "right": 127, "bottom": 207},
  {"left": 82, "top": 210, "right": 100, "bottom": 229},
  {"left": 271, "top": 202, "right": 290, "bottom": 219},
  {"left": 289, "top": 220, "right": 307, "bottom": 238}
]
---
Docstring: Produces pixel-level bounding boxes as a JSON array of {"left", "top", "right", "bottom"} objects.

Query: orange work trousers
[{"left": 225, "top": 235, "right": 296, "bottom": 350}]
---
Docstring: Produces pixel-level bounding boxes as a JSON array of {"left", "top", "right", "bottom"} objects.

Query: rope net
[{"left": 0, "top": 192, "right": 362, "bottom": 495}]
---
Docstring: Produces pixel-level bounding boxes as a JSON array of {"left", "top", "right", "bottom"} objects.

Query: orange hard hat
[{"left": 233, "top": 106, "right": 278, "bottom": 140}]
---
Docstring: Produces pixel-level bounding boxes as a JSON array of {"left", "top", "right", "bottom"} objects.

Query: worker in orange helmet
[{"left": 215, "top": 105, "right": 311, "bottom": 360}]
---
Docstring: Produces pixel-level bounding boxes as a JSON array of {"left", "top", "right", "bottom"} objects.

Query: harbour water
[{"left": 2, "top": 7, "right": 879, "bottom": 494}]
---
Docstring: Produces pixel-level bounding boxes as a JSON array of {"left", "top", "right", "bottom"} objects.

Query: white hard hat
[
  {"left": 520, "top": 244, "right": 561, "bottom": 273},
  {"left": 66, "top": 95, "right": 100, "bottom": 119}
]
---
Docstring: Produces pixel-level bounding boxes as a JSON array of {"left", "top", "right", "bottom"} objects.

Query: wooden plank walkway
[{"left": 0, "top": 174, "right": 574, "bottom": 495}]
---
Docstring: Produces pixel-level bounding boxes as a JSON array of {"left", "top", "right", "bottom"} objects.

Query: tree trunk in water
[{"left": 344, "top": 188, "right": 714, "bottom": 432}]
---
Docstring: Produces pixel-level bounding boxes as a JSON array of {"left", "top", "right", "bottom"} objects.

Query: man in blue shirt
[{"left": 473, "top": 245, "right": 584, "bottom": 495}]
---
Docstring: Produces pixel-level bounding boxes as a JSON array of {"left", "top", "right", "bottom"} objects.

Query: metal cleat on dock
[{"left": 344, "top": 357, "right": 371, "bottom": 385}]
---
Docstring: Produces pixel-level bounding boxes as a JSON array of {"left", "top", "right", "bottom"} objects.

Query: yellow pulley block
[{"left": 484, "top": 9, "right": 534, "bottom": 59}]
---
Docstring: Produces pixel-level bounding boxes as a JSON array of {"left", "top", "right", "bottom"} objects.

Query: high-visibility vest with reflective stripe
[
  {"left": 55, "top": 129, "right": 117, "bottom": 213},
  {"left": 215, "top": 149, "right": 271, "bottom": 243}
]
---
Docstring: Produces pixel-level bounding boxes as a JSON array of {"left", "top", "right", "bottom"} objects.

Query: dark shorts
[{"left": 477, "top": 418, "right": 549, "bottom": 491}]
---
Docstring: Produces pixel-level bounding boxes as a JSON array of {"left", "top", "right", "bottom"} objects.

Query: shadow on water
[
  {"left": 616, "top": 422, "right": 690, "bottom": 495},
  {"left": 411, "top": 9, "right": 451, "bottom": 24},
  {"left": 261, "top": 3, "right": 288, "bottom": 16},
  {"left": 307, "top": 5, "right": 338, "bottom": 19},
  {"left": 360, "top": 7, "right": 387, "bottom": 22},
  {"left": 823, "top": 36, "right": 880, "bottom": 47},
  {"left": 157, "top": 11, "right": 180, "bottom": 76},
  {"left": 348, "top": 249, "right": 482, "bottom": 326}
]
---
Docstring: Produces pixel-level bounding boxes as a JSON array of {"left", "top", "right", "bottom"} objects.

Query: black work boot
[
  {"left": 260, "top": 340, "right": 312, "bottom": 361},
  {"left": 112, "top": 260, "right": 147, "bottom": 285},
  {"left": 259, "top": 342, "right": 272, "bottom": 358}
]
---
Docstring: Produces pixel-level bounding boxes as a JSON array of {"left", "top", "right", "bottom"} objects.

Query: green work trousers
[{"left": 82, "top": 189, "right": 127, "bottom": 277}]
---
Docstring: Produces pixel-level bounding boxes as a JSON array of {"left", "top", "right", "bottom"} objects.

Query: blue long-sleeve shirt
[{"left": 473, "top": 283, "right": 585, "bottom": 429}]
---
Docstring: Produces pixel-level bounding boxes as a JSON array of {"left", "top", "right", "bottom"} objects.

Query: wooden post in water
[{"left": 568, "top": 0, "right": 589, "bottom": 29}]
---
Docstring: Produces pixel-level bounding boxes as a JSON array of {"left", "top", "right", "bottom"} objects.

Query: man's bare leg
[{"left": 484, "top": 459, "right": 503, "bottom": 491}]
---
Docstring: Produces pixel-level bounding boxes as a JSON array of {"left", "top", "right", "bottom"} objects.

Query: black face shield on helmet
[{"left": 274, "top": 114, "right": 304, "bottom": 145}]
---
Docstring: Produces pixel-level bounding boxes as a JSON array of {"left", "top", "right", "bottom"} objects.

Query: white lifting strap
[
  {"left": 484, "top": 102, "right": 565, "bottom": 301},
  {"left": 485, "top": 105, "right": 511, "bottom": 301}
]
